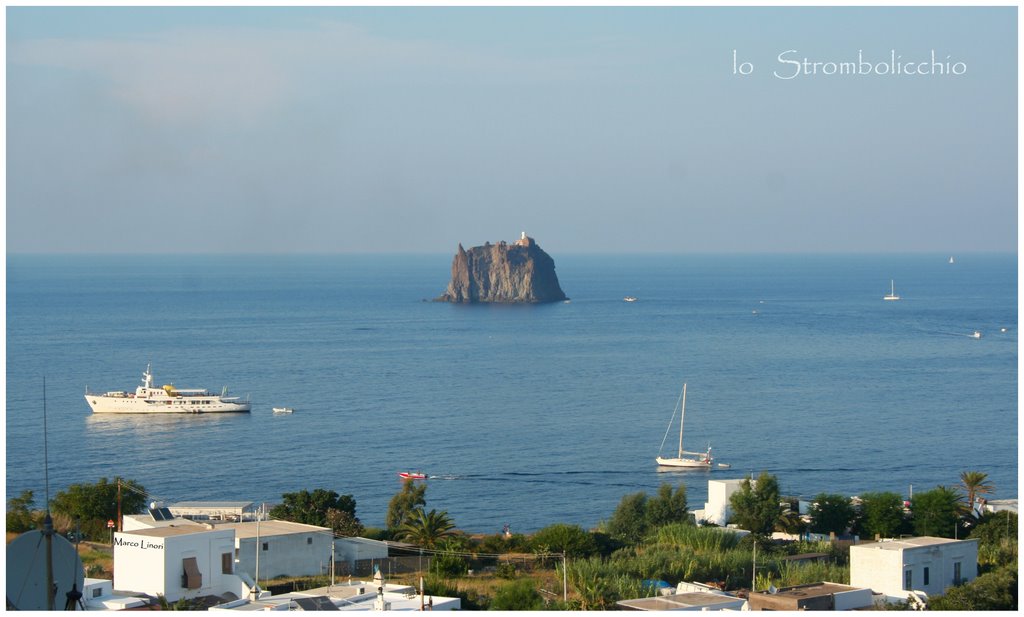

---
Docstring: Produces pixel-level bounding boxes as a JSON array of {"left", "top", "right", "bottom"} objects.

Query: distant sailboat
[
  {"left": 884, "top": 280, "right": 900, "bottom": 301},
  {"left": 949, "top": 256, "right": 955, "bottom": 264},
  {"left": 656, "top": 383, "right": 713, "bottom": 469}
]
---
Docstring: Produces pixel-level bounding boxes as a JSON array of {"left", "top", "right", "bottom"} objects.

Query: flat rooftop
[
  {"left": 856, "top": 537, "right": 976, "bottom": 551},
  {"left": 170, "top": 501, "right": 255, "bottom": 509},
  {"left": 618, "top": 592, "right": 742, "bottom": 610},
  {"left": 214, "top": 519, "right": 331, "bottom": 538},
  {"left": 753, "top": 582, "right": 864, "bottom": 599},
  {"left": 124, "top": 513, "right": 203, "bottom": 528},
  {"left": 120, "top": 525, "right": 227, "bottom": 538}
]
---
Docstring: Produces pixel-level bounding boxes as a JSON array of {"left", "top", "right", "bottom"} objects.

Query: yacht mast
[{"left": 678, "top": 383, "right": 687, "bottom": 458}]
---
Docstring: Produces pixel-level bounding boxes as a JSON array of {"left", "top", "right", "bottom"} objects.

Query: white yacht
[
  {"left": 85, "top": 364, "right": 251, "bottom": 414},
  {"left": 883, "top": 280, "right": 900, "bottom": 301}
]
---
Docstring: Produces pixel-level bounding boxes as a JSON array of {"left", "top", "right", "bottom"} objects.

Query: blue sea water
[{"left": 5, "top": 253, "right": 1018, "bottom": 533}]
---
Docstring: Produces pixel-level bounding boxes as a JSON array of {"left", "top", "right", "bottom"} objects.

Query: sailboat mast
[{"left": 678, "top": 383, "right": 686, "bottom": 458}]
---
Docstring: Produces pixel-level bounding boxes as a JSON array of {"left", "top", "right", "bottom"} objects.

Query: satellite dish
[{"left": 6, "top": 529, "right": 85, "bottom": 610}]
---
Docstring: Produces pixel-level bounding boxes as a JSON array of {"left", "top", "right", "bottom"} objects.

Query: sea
[{"left": 5, "top": 253, "right": 1018, "bottom": 534}]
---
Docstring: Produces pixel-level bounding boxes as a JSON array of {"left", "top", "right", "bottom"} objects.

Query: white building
[
  {"left": 169, "top": 501, "right": 259, "bottom": 522},
  {"left": 122, "top": 513, "right": 204, "bottom": 531},
  {"left": 747, "top": 582, "right": 873, "bottom": 611},
  {"left": 692, "top": 479, "right": 747, "bottom": 526},
  {"left": 209, "top": 581, "right": 461, "bottom": 611},
  {"left": 113, "top": 526, "right": 253, "bottom": 603},
  {"left": 82, "top": 578, "right": 150, "bottom": 610},
  {"left": 849, "top": 537, "right": 978, "bottom": 602},
  {"left": 617, "top": 591, "right": 746, "bottom": 611},
  {"left": 215, "top": 520, "right": 334, "bottom": 580},
  {"left": 334, "top": 536, "right": 390, "bottom": 569}
]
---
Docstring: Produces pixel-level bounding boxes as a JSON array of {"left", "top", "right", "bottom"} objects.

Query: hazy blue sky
[{"left": 6, "top": 7, "right": 1017, "bottom": 253}]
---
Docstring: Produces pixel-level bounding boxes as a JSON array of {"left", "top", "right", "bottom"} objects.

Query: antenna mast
[{"left": 43, "top": 376, "right": 56, "bottom": 611}]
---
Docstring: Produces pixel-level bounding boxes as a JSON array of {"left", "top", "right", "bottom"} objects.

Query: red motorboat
[{"left": 398, "top": 471, "right": 427, "bottom": 480}]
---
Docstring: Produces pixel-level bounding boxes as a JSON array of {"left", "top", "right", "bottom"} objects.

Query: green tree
[
  {"left": 397, "top": 508, "right": 456, "bottom": 549},
  {"left": 386, "top": 479, "right": 427, "bottom": 532},
  {"left": 606, "top": 492, "right": 649, "bottom": 545},
  {"left": 958, "top": 471, "right": 995, "bottom": 514},
  {"left": 490, "top": 578, "right": 545, "bottom": 610},
  {"left": 7, "top": 489, "right": 37, "bottom": 533},
  {"left": 808, "top": 493, "right": 855, "bottom": 535},
  {"left": 50, "top": 477, "right": 147, "bottom": 539},
  {"left": 928, "top": 566, "right": 1017, "bottom": 611},
  {"left": 325, "top": 507, "right": 365, "bottom": 537},
  {"left": 646, "top": 483, "right": 689, "bottom": 528},
  {"left": 729, "top": 472, "right": 782, "bottom": 537},
  {"left": 529, "top": 523, "right": 598, "bottom": 558},
  {"left": 969, "top": 511, "right": 1017, "bottom": 568},
  {"left": 606, "top": 483, "right": 689, "bottom": 546},
  {"left": 857, "top": 492, "right": 906, "bottom": 539},
  {"left": 911, "top": 486, "right": 960, "bottom": 538},
  {"left": 269, "top": 489, "right": 359, "bottom": 528}
]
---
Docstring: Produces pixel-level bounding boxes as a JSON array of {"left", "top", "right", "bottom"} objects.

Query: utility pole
[
  {"left": 751, "top": 540, "right": 757, "bottom": 592},
  {"left": 330, "top": 535, "right": 336, "bottom": 588},
  {"left": 562, "top": 552, "right": 567, "bottom": 603},
  {"left": 117, "top": 479, "right": 122, "bottom": 532}
]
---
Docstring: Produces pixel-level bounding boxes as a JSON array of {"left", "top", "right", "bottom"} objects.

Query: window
[
  {"left": 92, "top": 588, "right": 103, "bottom": 598},
  {"left": 262, "top": 542, "right": 269, "bottom": 551},
  {"left": 307, "top": 537, "right": 313, "bottom": 545},
  {"left": 953, "top": 561, "right": 961, "bottom": 584},
  {"left": 904, "top": 569, "right": 912, "bottom": 590},
  {"left": 182, "top": 557, "right": 202, "bottom": 590},
  {"left": 923, "top": 567, "right": 929, "bottom": 586},
  {"left": 222, "top": 552, "right": 233, "bottom": 574}
]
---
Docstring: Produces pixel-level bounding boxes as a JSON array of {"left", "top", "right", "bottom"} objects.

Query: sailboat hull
[{"left": 656, "top": 457, "right": 712, "bottom": 469}]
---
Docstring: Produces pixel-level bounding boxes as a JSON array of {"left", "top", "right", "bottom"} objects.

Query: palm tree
[
  {"left": 959, "top": 471, "right": 995, "bottom": 514},
  {"left": 397, "top": 508, "right": 456, "bottom": 549}
]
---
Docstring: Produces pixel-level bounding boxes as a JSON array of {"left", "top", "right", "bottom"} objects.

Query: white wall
[
  {"left": 701, "top": 479, "right": 746, "bottom": 525},
  {"left": 850, "top": 539, "right": 978, "bottom": 602},
  {"left": 113, "top": 528, "right": 239, "bottom": 603},
  {"left": 334, "top": 537, "right": 389, "bottom": 567},
  {"left": 832, "top": 586, "right": 874, "bottom": 610},
  {"left": 236, "top": 530, "right": 333, "bottom": 580}
]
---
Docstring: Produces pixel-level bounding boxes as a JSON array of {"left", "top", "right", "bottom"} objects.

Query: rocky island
[{"left": 436, "top": 233, "right": 568, "bottom": 304}]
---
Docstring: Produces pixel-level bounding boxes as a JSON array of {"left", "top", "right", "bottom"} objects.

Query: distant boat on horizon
[
  {"left": 884, "top": 280, "right": 901, "bottom": 301},
  {"left": 949, "top": 256, "right": 955, "bottom": 264}
]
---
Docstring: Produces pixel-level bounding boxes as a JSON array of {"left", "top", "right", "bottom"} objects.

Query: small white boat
[
  {"left": 272, "top": 407, "right": 294, "bottom": 414},
  {"left": 883, "top": 280, "right": 900, "bottom": 301},
  {"left": 971, "top": 331, "right": 982, "bottom": 339},
  {"left": 624, "top": 296, "right": 638, "bottom": 303},
  {"left": 949, "top": 256, "right": 955, "bottom": 264},
  {"left": 656, "top": 383, "right": 714, "bottom": 469}
]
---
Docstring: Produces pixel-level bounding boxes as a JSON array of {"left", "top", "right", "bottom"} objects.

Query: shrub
[
  {"left": 432, "top": 551, "right": 469, "bottom": 577},
  {"left": 651, "top": 523, "right": 742, "bottom": 552},
  {"left": 529, "top": 523, "right": 597, "bottom": 558},
  {"left": 928, "top": 566, "right": 1017, "bottom": 611},
  {"left": 6, "top": 490, "right": 36, "bottom": 534},
  {"left": 490, "top": 578, "right": 545, "bottom": 610}
]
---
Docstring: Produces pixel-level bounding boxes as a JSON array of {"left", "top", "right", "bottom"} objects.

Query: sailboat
[
  {"left": 656, "top": 383, "right": 713, "bottom": 469},
  {"left": 883, "top": 280, "right": 900, "bottom": 301}
]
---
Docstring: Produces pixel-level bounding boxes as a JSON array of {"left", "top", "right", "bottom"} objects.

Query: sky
[{"left": 5, "top": 6, "right": 1018, "bottom": 254}]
